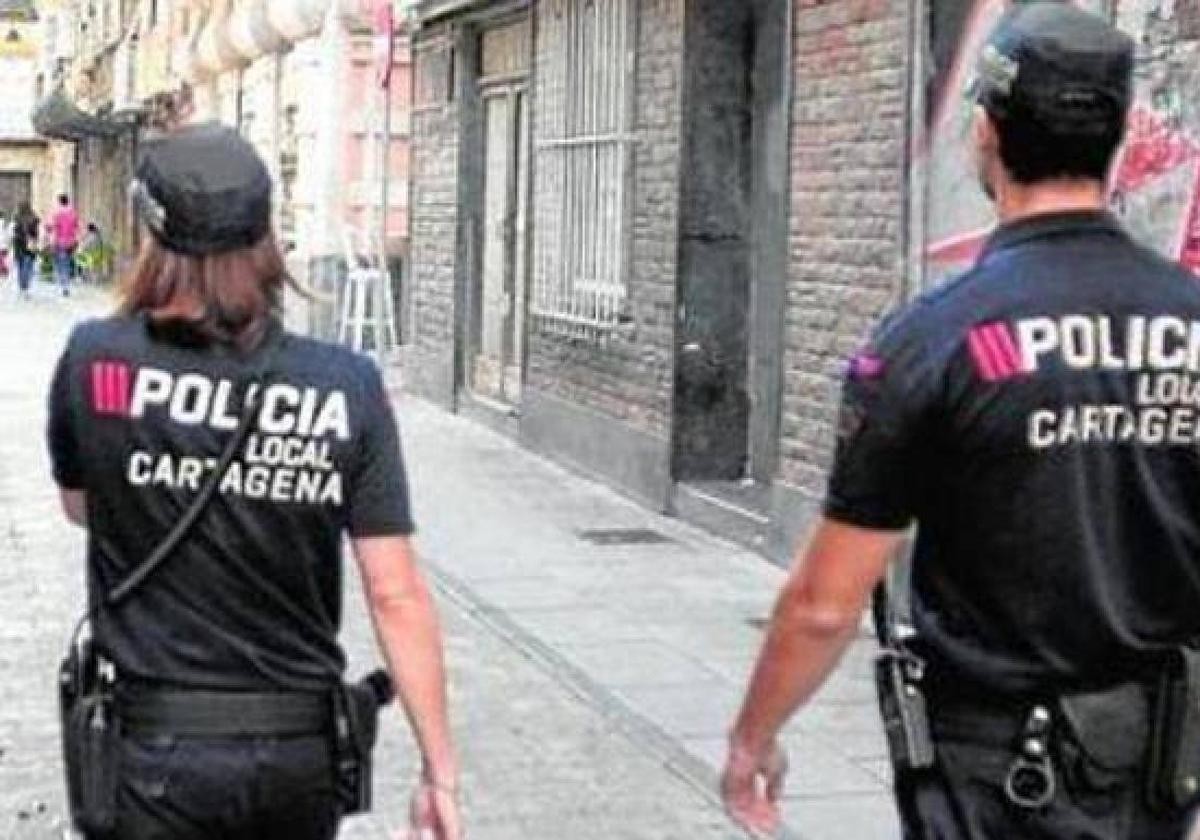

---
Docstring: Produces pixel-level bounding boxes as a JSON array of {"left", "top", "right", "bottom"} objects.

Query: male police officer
[{"left": 721, "top": 4, "right": 1200, "bottom": 838}]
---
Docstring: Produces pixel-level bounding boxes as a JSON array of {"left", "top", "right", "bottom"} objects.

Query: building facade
[
  {"left": 32, "top": 0, "right": 146, "bottom": 262},
  {"left": 30, "top": 0, "right": 413, "bottom": 328},
  {"left": 406, "top": 0, "right": 1200, "bottom": 563},
  {"left": 0, "top": 0, "right": 53, "bottom": 220}
]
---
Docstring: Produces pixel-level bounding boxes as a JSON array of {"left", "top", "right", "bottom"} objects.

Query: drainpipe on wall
[
  {"left": 900, "top": 0, "right": 927, "bottom": 303},
  {"left": 373, "top": 0, "right": 395, "bottom": 304},
  {"left": 888, "top": 0, "right": 930, "bottom": 619},
  {"left": 308, "top": 0, "right": 349, "bottom": 340},
  {"left": 449, "top": 20, "right": 479, "bottom": 412}
]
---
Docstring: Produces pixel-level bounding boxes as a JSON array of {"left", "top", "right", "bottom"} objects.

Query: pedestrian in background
[
  {"left": 47, "top": 193, "right": 79, "bottom": 297},
  {"left": 0, "top": 212, "right": 11, "bottom": 283},
  {"left": 12, "top": 202, "right": 38, "bottom": 298},
  {"left": 46, "top": 124, "right": 461, "bottom": 840},
  {"left": 722, "top": 4, "right": 1200, "bottom": 838},
  {"left": 77, "top": 222, "right": 106, "bottom": 284}
]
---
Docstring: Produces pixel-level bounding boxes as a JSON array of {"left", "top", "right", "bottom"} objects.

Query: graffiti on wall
[{"left": 921, "top": 0, "right": 1200, "bottom": 279}]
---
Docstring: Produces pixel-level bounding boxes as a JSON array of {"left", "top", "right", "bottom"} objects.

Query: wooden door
[{"left": 472, "top": 86, "right": 528, "bottom": 405}]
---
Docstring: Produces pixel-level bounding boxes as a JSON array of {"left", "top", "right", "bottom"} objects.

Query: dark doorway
[
  {"left": 673, "top": 0, "right": 789, "bottom": 490},
  {"left": 0, "top": 171, "right": 32, "bottom": 215}
]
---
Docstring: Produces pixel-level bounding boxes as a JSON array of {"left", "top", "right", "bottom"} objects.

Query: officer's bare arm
[
  {"left": 730, "top": 518, "right": 902, "bottom": 754},
  {"left": 353, "top": 535, "right": 459, "bottom": 788},
  {"left": 58, "top": 490, "right": 86, "bottom": 528}
]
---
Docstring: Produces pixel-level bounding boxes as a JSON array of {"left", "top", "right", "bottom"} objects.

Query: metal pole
[{"left": 380, "top": 61, "right": 391, "bottom": 304}]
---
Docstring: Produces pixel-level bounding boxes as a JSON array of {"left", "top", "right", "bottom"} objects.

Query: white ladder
[
  {"left": 333, "top": 32, "right": 397, "bottom": 357},
  {"left": 336, "top": 227, "right": 398, "bottom": 355}
]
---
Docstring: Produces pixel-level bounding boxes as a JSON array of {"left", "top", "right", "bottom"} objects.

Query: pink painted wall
[{"left": 338, "top": 32, "right": 412, "bottom": 250}]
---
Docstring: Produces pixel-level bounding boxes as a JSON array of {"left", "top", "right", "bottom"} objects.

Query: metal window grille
[{"left": 532, "top": 0, "right": 634, "bottom": 335}]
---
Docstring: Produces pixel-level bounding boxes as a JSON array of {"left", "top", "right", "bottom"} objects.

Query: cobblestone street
[{"left": 0, "top": 282, "right": 894, "bottom": 839}]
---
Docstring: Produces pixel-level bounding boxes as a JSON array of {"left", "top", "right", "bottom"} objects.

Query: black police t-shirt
[
  {"left": 47, "top": 314, "right": 414, "bottom": 692},
  {"left": 827, "top": 211, "right": 1200, "bottom": 695}
]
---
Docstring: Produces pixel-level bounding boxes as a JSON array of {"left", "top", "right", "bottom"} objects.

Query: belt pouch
[
  {"left": 1058, "top": 682, "right": 1148, "bottom": 773},
  {"left": 1146, "top": 648, "right": 1200, "bottom": 812},
  {"left": 59, "top": 643, "right": 119, "bottom": 834}
]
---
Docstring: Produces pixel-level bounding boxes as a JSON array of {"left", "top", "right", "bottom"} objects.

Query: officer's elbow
[
  {"left": 354, "top": 535, "right": 433, "bottom": 618},
  {"left": 367, "top": 577, "right": 431, "bottom": 617},
  {"left": 774, "top": 587, "right": 862, "bottom": 640}
]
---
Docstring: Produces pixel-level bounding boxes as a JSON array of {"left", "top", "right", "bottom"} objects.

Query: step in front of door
[{"left": 671, "top": 481, "right": 771, "bottom": 553}]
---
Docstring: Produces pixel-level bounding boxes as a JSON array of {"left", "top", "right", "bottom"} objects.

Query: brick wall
[
  {"left": 524, "top": 0, "right": 684, "bottom": 438},
  {"left": 406, "top": 27, "right": 460, "bottom": 401},
  {"left": 779, "top": 0, "right": 910, "bottom": 500}
]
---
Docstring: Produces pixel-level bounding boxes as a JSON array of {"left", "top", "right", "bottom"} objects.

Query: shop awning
[
  {"left": 32, "top": 89, "right": 127, "bottom": 141},
  {"left": 0, "top": 0, "right": 37, "bottom": 21}
]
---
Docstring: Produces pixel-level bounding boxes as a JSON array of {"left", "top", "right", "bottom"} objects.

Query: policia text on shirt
[
  {"left": 114, "top": 367, "right": 351, "bottom": 504},
  {"left": 984, "top": 314, "right": 1200, "bottom": 448}
]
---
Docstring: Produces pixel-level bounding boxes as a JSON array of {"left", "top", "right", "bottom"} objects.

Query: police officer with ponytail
[
  {"left": 723, "top": 5, "right": 1200, "bottom": 838},
  {"left": 47, "top": 124, "right": 461, "bottom": 840}
]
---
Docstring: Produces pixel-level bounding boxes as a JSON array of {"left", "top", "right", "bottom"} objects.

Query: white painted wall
[{"left": 0, "top": 57, "right": 38, "bottom": 139}]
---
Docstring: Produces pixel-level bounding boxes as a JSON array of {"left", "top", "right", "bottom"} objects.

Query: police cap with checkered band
[
  {"left": 971, "top": 1, "right": 1135, "bottom": 136},
  {"left": 130, "top": 122, "right": 272, "bottom": 256}
]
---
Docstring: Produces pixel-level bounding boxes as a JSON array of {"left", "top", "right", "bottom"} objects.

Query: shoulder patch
[
  {"left": 966, "top": 321, "right": 1024, "bottom": 382},
  {"left": 848, "top": 352, "right": 886, "bottom": 382},
  {"left": 89, "top": 359, "right": 133, "bottom": 417}
]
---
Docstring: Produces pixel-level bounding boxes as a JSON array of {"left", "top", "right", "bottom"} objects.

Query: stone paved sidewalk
[{"left": 396, "top": 395, "right": 901, "bottom": 840}]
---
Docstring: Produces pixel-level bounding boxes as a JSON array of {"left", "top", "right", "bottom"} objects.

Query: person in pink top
[{"left": 48, "top": 194, "right": 80, "bottom": 297}]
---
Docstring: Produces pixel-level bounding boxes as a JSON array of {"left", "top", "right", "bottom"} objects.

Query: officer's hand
[
  {"left": 721, "top": 738, "right": 788, "bottom": 836},
  {"left": 407, "top": 782, "right": 463, "bottom": 840}
]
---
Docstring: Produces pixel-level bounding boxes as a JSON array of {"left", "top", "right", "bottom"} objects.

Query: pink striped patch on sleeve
[{"left": 967, "top": 322, "right": 1023, "bottom": 382}]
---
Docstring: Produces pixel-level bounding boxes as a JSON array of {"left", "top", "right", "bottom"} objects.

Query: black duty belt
[
  {"left": 927, "top": 687, "right": 1051, "bottom": 746},
  {"left": 930, "top": 684, "right": 1151, "bottom": 746},
  {"left": 930, "top": 701, "right": 1030, "bottom": 748},
  {"left": 118, "top": 686, "right": 332, "bottom": 738}
]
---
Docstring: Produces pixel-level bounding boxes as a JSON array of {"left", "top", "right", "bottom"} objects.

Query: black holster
[
  {"left": 58, "top": 639, "right": 120, "bottom": 835},
  {"left": 332, "top": 670, "right": 394, "bottom": 815},
  {"left": 1146, "top": 647, "right": 1200, "bottom": 813}
]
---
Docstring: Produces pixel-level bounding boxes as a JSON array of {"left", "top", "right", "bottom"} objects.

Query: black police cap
[
  {"left": 131, "top": 123, "right": 272, "bottom": 256},
  {"left": 972, "top": 1, "right": 1134, "bottom": 135}
]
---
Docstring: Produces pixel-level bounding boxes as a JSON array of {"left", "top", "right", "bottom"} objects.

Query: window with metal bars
[{"left": 532, "top": 0, "right": 633, "bottom": 333}]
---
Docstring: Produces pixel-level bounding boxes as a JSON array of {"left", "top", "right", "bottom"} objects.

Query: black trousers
[
  {"left": 895, "top": 736, "right": 1194, "bottom": 840},
  {"left": 92, "top": 734, "right": 341, "bottom": 840}
]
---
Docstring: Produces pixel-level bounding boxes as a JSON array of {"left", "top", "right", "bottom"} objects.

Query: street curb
[{"left": 425, "top": 558, "right": 808, "bottom": 840}]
